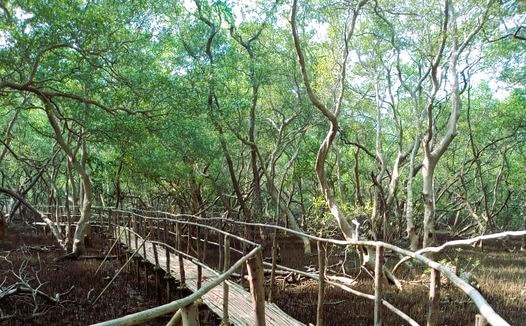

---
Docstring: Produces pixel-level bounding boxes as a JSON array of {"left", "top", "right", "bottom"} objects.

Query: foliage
[{"left": 0, "top": 0, "right": 524, "bottom": 244}]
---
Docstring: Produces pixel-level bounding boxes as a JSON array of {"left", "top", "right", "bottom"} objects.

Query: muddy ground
[
  {"left": 0, "top": 223, "right": 525, "bottom": 325},
  {"left": 0, "top": 224, "right": 218, "bottom": 325}
]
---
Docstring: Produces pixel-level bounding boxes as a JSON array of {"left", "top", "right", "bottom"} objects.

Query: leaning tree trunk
[{"left": 43, "top": 100, "right": 92, "bottom": 257}]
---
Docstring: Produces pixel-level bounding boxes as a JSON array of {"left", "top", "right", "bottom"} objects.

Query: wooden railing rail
[{"left": 92, "top": 246, "right": 263, "bottom": 326}]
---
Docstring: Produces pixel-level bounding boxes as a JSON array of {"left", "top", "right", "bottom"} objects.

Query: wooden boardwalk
[{"left": 115, "top": 227, "right": 306, "bottom": 326}]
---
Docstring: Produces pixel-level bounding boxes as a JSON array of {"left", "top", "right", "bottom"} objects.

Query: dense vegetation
[{"left": 1, "top": 0, "right": 525, "bottom": 254}]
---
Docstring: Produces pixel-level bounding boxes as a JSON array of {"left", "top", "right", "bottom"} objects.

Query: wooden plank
[{"left": 116, "top": 227, "right": 305, "bottom": 326}]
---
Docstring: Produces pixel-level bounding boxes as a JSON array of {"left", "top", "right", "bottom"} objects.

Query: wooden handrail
[{"left": 40, "top": 205, "right": 522, "bottom": 325}]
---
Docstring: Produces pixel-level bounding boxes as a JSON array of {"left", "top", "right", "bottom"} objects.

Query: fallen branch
[{"left": 0, "top": 282, "right": 74, "bottom": 303}]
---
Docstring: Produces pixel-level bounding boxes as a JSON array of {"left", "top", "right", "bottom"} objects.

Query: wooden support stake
[
  {"left": 152, "top": 240, "right": 160, "bottom": 267},
  {"left": 374, "top": 245, "right": 384, "bottom": 326},
  {"left": 127, "top": 213, "right": 132, "bottom": 248},
  {"left": 202, "top": 229, "right": 208, "bottom": 264},
  {"left": 108, "top": 209, "right": 113, "bottom": 235},
  {"left": 164, "top": 219, "right": 173, "bottom": 300},
  {"left": 222, "top": 235, "right": 230, "bottom": 325},
  {"left": 142, "top": 218, "right": 148, "bottom": 263},
  {"left": 246, "top": 250, "right": 266, "bottom": 326},
  {"left": 475, "top": 314, "right": 488, "bottom": 326},
  {"left": 116, "top": 227, "right": 122, "bottom": 260},
  {"left": 218, "top": 231, "right": 223, "bottom": 272},
  {"left": 125, "top": 226, "right": 131, "bottom": 272},
  {"left": 136, "top": 256, "right": 140, "bottom": 283},
  {"left": 176, "top": 222, "right": 186, "bottom": 286},
  {"left": 155, "top": 268, "right": 161, "bottom": 302},
  {"left": 166, "top": 273, "right": 172, "bottom": 302},
  {"left": 156, "top": 214, "right": 162, "bottom": 241},
  {"left": 268, "top": 229, "right": 279, "bottom": 302},
  {"left": 152, "top": 242, "right": 161, "bottom": 302},
  {"left": 427, "top": 268, "right": 440, "bottom": 326},
  {"left": 144, "top": 263, "right": 149, "bottom": 296},
  {"left": 164, "top": 219, "right": 171, "bottom": 269},
  {"left": 197, "top": 265, "right": 202, "bottom": 290},
  {"left": 133, "top": 215, "right": 139, "bottom": 256},
  {"left": 186, "top": 225, "right": 191, "bottom": 254},
  {"left": 317, "top": 241, "right": 326, "bottom": 326},
  {"left": 196, "top": 226, "right": 201, "bottom": 259},
  {"left": 165, "top": 248, "right": 172, "bottom": 298},
  {"left": 181, "top": 303, "right": 200, "bottom": 326}
]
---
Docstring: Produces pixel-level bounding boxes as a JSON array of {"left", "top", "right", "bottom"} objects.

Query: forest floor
[
  {"left": 272, "top": 237, "right": 526, "bottom": 326},
  {"left": 0, "top": 223, "right": 525, "bottom": 325},
  {"left": 0, "top": 223, "right": 218, "bottom": 326}
]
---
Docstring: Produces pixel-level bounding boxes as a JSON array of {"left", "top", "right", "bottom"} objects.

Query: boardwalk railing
[{"left": 38, "top": 205, "right": 524, "bottom": 326}]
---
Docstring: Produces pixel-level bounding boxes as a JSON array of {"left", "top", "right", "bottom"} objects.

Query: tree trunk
[
  {"left": 354, "top": 149, "right": 365, "bottom": 207},
  {"left": 291, "top": 0, "right": 365, "bottom": 241},
  {"left": 43, "top": 101, "right": 92, "bottom": 257},
  {"left": 71, "top": 138, "right": 92, "bottom": 256},
  {"left": 422, "top": 157, "right": 437, "bottom": 248}
]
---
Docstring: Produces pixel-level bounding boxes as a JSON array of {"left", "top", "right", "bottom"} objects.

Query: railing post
[
  {"left": 186, "top": 224, "right": 192, "bottom": 254},
  {"left": 140, "top": 216, "right": 148, "bottom": 295},
  {"left": 133, "top": 214, "right": 138, "bottom": 251},
  {"left": 197, "top": 265, "right": 202, "bottom": 290},
  {"left": 156, "top": 212, "right": 162, "bottom": 241},
  {"left": 142, "top": 216, "right": 147, "bottom": 261},
  {"left": 108, "top": 209, "right": 113, "bottom": 235},
  {"left": 181, "top": 302, "right": 200, "bottom": 326},
  {"left": 116, "top": 213, "right": 122, "bottom": 260},
  {"left": 374, "top": 244, "right": 384, "bottom": 326},
  {"left": 218, "top": 230, "right": 223, "bottom": 272},
  {"left": 126, "top": 213, "right": 132, "bottom": 248},
  {"left": 222, "top": 235, "right": 230, "bottom": 325},
  {"left": 164, "top": 218, "right": 170, "bottom": 270},
  {"left": 268, "top": 230, "right": 279, "bottom": 303},
  {"left": 427, "top": 268, "right": 440, "bottom": 326},
  {"left": 475, "top": 314, "right": 488, "bottom": 326},
  {"left": 152, "top": 241, "right": 161, "bottom": 302},
  {"left": 246, "top": 249, "right": 266, "bottom": 326},
  {"left": 317, "top": 240, "right": 326, "bottom": 326},
  {"left": 196, "top": 225, "right": 201, "bottom": 259},
  {"left": 132, "top": 213, "right": 139, "bottom": 283},
  {"left": 176, "top": 222, "right": 185, "bottom": 286},
  {"left": 202, "top": 229, "right": 208, "bottom": 264},
  {"left": 125, "top": 213, "right": 132, "bottom": 273},
  {"left": 164, "top": 218, "right": 173, "bottom": 301},
  {"left": 196, "top": 224, "right": 202, "bottom": 289}
]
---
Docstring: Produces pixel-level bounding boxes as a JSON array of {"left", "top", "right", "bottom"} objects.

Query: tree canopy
[{"left": 1, "top": 0, "right": 525, "bottom": 250}]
